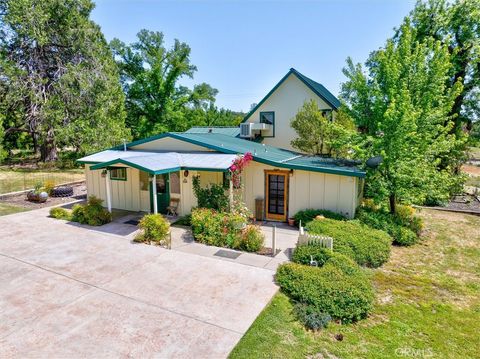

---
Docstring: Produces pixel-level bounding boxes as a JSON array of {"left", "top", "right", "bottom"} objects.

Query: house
[{"left": 78, "top": 68, "right": 365, "bottom": 220}]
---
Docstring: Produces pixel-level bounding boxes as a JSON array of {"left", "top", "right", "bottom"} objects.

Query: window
[
  {"left": 321, "top": 109, "right": 333, "bottom": 121},
  {"left": 260, "top": 111, "right": 274, "bottom": 125},
  {"left": 110, "top": 167, "right": 127, "bottom": 181},
  {"left": 139, "top": 171, "right": 149, "bottom": 191},
  {"left": 170, "top": 172, "right": 180, "bottom": 194}
]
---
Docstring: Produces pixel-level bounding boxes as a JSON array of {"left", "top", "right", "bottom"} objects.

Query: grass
[
  {"left": 0, "top": 168, "right": 84, "bottom": 194},
  {"left": 0, "top": 203, "right": 28, "bottom": 216},
  {"left": 229, "top": 209, "right": 480, "bottom": 358},
  {"left": 468, "top": 146, "right": 480, "bottom": 160}
]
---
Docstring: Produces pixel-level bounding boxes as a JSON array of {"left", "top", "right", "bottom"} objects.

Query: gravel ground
[
  {"left": 0, "top": 183, "right": 87, "bottom": 210},
  {"left": 443, "top": 194, "right": 480, "bottom": 212}
]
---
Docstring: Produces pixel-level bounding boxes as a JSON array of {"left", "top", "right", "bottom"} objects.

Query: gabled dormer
[{"left": 241, "top": 68, "right": 340, "bottom": 152}]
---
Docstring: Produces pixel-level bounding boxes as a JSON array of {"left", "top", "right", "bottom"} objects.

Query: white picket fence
[{"left": 297, "top": 224, "right": 333, "bottom": 250}]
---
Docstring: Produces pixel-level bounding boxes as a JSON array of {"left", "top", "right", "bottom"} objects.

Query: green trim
[
  {"left": 242, "top": 68, "right": 340, "bottom": 123},
  {"left": 89, "top": 157, "right": 228, "bottom": 175},
  {"left": 109, "top": 167, "right": 127, "bottom": 181},
  {"left": 259, "top": 111, "right": 275, "bottom": 138},
  {"left": 187, "top": 167, "right": 230, "bottom": 172}
]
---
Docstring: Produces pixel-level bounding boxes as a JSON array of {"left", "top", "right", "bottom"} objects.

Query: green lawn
[
  {"left": 0, "top": 203, "right": 28, "bottom": 216},
  {"left": 230, "top": 209, "right": 480, "bottom": 358},
  {"left": 0, "top": 168, "right": 84, "bottom": 194}
]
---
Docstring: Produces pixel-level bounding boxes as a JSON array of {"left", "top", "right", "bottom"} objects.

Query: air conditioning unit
[{"left": 240, "top": 123, "right": 253, "bottom": 138}]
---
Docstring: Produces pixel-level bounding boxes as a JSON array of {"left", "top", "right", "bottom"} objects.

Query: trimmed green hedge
[
  {"left": 306, "top": 218, "right": 392, "bottom": 268},
  {"left": 293, "top": 208, "right": 345, "bottom": 226},
  {"left": 276, "top": 256, "right": 374, "bottom": 323},
  {"left": 292, "top": 245, "right": 335, "bottom": 266}
]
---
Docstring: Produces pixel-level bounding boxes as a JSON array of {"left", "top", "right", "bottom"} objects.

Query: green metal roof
[
  {"left": 243, "top": 68, "right": 341, "bottom": 123},
  {"left": 122, "top": 132, "right": 365, "bottom": 178},
  {"left": 185, "top": 126, "right": 240, "bottom": 137}
]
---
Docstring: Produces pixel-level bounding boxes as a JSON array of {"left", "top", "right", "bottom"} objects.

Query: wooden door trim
[{"left": 264, "top": 170, "right": 289, "bottom": 221}]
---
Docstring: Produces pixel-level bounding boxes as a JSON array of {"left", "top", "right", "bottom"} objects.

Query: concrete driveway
[{"left": 0, "top": 207, "right": 278, "bottom": 358}]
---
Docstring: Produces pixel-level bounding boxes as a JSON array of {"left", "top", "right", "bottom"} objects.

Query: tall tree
[
  {"left": 290, "top": 100, "right": 357, "bottom": 158},
  {"left": 111, "top": 30, "right": 238, "bottom": 139},
  {"left": 342, "top": 22, "right": 464, "bottom": 212},
  {"left": 0, "top": 0, "right": 129, "bottom": 161},
  {"left": 406, "top": 0, "right": 480, "bottom": 131}
]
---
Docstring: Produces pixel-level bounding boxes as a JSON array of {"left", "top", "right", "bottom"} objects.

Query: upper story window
[
  {"left": 321, "top": 109, "right": 333, "bottom": 121},
  {"left": 110, "top": 167, "right": 127, "bottom": 181},
  {"left": 260, "top": 111, "right": 275, "bottom": 125}
]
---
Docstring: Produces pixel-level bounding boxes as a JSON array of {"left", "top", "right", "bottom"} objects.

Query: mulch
[{"left": 0, "top": 182, "right": 87, "bottom": 210}]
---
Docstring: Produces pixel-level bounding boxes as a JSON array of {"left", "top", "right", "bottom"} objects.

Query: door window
[
  {"left": 156, "top": 175, "right": 167, "bottom": 194},
  {"left": 170, "top": 172, "right": 180, "bottom": 194},
  {"left": 268, "top": 174, "right": 285, "bottom": 215}
]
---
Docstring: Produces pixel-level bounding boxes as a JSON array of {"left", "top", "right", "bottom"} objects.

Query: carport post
[
  {"left": 105, "top": 169, "right": 112, "bottom": 213},
  {"left": 152, "top": 174, "right": 158, "bottom": 214}
]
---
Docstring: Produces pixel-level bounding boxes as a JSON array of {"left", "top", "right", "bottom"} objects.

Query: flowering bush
[{"left": 229, "top": 152, "right": 253, "bottom": 189}]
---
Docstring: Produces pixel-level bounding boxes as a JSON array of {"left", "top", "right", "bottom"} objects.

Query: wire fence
[{"left": 0, "top": 170, "right": 85, "bottom": 195}]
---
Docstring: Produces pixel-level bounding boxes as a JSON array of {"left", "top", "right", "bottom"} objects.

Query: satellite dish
[{"left": 366, "top": 155, "right": 383, "bottom": 169}]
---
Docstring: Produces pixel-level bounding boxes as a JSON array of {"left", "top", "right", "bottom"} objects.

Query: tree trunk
[
  {"left": 389, "top": 194, "right": 396, "bottom": 214},
  {"left": 40, "top": 128, "right": 57, "bottom": 162}
]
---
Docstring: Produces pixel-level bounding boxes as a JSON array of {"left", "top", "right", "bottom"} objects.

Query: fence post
[{"left": 272, "top": 225, "right": 276, "bottom": 257}]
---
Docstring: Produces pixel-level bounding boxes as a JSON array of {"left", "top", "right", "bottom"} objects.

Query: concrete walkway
[
  {"left": 0, "top": 207, "right": 279, "bottom": 358},
  {"left": 108, "top": 212, "right": 297, "bottom": 272}
]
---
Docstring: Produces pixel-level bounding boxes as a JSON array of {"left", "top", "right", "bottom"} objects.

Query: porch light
[
  {"left": 184, "top": 170, "right": 189, "bottom": 177},
  {"left": 101, "top": 170, "right": 107, "bottom": 178}
]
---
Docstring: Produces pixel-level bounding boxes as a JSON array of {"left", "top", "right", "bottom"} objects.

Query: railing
[{"left": 297, "top": 224, "right": 333, "bottom": 250}]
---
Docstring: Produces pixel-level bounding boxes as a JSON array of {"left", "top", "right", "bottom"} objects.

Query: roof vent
[{"left": 208, "top": 128, "right": 213, "bottom": 133}]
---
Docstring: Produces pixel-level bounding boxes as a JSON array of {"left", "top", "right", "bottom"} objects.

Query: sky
[{"left": 92, "top": 0, "right": 417, "bottom": 112}]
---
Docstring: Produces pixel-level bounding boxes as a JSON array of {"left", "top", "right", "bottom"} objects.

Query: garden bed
[{"left": 0, "top": 182, "right": 87, "bottom": 210}]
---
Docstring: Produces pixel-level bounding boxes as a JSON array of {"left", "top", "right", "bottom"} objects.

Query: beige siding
[
  {"left": 243, "top": 161, "right": 358, "bottom": 219},
  {"left": 84, "top": 160, "right": 360, "bottom": 219},
  {"left": 246, "top": 74, "right": 335, "bottom": 151},
  {"left": 84, "top": 165, "right": 143, "bottom": 212},
  {"left": 131, "top": 136, "right": 213, "bottom": 152}
]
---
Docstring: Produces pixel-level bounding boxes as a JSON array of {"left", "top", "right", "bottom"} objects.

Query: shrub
[
  {"left": 293, "top": 302, "right": 332, "bottom": 331},
  {"left": 293, "top": 208, "right": 345, "bottom": 226},
  {"left": 392, "top": 226, "right": 418, "bottom": 246},
  {"left": 71, "top": 204, "right": 86, "bottom": 223},
  {"left": 276, "top": 258, "right": 374, "bottom": 323},
  {"left": 306, "top": 218, "right": 391, "bottom": 268},
  {"left": 49, "top": 207, "right": 71, "bottom": 220},
  {"left": 192, "top": 176, "right": 229, "bottom": 211},
  {"left": 292, "top": 245, "right": 335, "bottom": 267},
  {"left": 71, "top": 196, "right": 111, "bottom": 226},
  {"left": 44, "top": 180, "right": 55, "bottom": 195},
  {"left": 236, "top": 225, "right": 264, "bottom": 252},
  {"left": 356, "top": 205, "right": 423, "bottom": 246},
  {"left": 135, "top": 214, "right": 170, "bottom": 243},
  {"left": 191, "top": 208, "right": 247, "bottom": 248}
]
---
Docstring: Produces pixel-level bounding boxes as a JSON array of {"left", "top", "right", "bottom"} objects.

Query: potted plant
[{"left": 288, "top": 217, "right": 295, "bottom": 226}]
